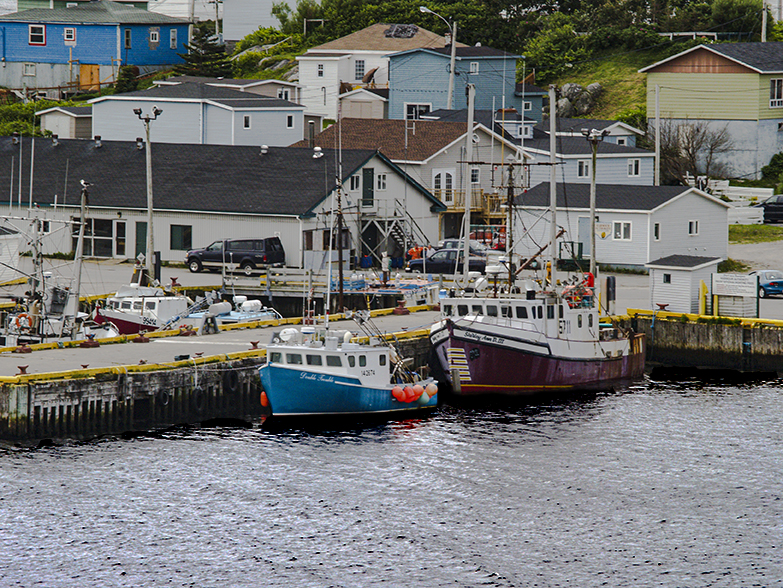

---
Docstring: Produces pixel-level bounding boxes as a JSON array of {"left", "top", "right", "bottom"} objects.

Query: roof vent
[
  {"left": 136, "top": 137, "right": 144, "bottom": 150},
  {"left": 94, "top": 135, "right": 102, "bottom": 148},
  {"left": 260, "top": 145, "right": 269, "bottom": 155},
  {"left": 52, "top": 134, "right": 59, "bottom": 146},
  {"left": 384, "top": 24, "right": 418, "bottom": 38}
]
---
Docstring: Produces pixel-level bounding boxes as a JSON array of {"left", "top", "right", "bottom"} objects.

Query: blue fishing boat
[{"left": 258, "top": 316, "right": 438, "bottom": 418}]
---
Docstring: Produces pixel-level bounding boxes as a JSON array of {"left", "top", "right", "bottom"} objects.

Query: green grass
[{"left": 728, "top": 224, "right": 783, "bottom": 244}]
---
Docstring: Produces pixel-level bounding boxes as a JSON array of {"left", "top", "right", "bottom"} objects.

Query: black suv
[
  {"left": 754, "top": 195, "right": 783, "bottom": 223},
  {"left": 186, "top": 237, "right": 285, "bottom": 275}
]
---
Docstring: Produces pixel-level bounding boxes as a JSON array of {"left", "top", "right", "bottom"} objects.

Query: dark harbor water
[{"left": 2, "top": 380, "right": 783, "bottom": 588}]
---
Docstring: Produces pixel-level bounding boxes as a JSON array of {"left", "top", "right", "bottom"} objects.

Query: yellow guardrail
[{"left": 628, "top": 308, "right": 783, "bottom": 328}]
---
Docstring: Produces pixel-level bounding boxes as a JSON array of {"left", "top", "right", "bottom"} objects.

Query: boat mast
[
  {"left": 70, "top": 182, "right": 88, "bottom": 338},
  {"left": 462, "top": 83, "right": 476, "bottom": 287},
  {"left": 548, "top": 85, "right": 558, "bottom": 291}
]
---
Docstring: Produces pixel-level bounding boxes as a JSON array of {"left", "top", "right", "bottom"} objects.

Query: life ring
[
  {"left": 157, "top": 390, "right": 170, "bottom": 407},
  {"left": 223, "top": 370, "right": 240, "bottom": 394},
  {"left": 14, "top": 313, "right": 31, "bottom": 330}
]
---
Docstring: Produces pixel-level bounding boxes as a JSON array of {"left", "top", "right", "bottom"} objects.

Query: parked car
[
  {"left": 753, "top": 195, "right": 783, "bottom": 223},
  {"left": 186, "top": 237, "right": 285, "bottom": 275},
  {"left": 437, "top": 239, "right": 491, "bottom": 257},
  {"left": 751, "top": 269, "right": 783, "bottom": 298},
  {"left": 406, "top": 248, "right": 486, "bottom": 274}
]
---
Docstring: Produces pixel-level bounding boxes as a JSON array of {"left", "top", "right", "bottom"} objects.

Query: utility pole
[
  {"left": 582, "top": 128, "right": 609, "bottom": 278},
  {"left": 134, "top": 106, "right": 163, "bottom": 283}
]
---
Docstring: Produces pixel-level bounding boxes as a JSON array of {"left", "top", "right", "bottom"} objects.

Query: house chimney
[{"left": 308, "top": 120, "right": 315, "bottom": 148}]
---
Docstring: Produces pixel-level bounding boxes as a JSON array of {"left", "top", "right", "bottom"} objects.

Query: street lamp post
[
  {"left": 419, "top": 6, "right": 456, "bottom": 110},
  {"left": 581, "top": 128, "right": 609, "bottom": 277},
  {"left": 134, "top": 106, "right": 162, "bottom": 283}
]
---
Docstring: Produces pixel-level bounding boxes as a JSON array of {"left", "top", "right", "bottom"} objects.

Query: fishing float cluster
[{"left": 392, "top": 382, "right": 438, "bottom": 404}]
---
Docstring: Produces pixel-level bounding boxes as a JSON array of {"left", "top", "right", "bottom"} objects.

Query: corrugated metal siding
[{"left": 646, "top": 72, "right": 759, "bottom": 120}]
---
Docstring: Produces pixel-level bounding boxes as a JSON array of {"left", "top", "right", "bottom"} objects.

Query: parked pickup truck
[{"left": 186, "top": 237, "right": 285, "bottom": 275}]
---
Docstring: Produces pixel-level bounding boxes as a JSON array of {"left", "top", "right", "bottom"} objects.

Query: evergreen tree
[
  {"left": 114, "top": 65, "right": 139, "bottom": 94},
  {"left": 175, "top": 26, "right": 232, "bottom": 78}
]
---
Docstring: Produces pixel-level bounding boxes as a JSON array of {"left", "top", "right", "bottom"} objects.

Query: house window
[
  {"left": 243, "top": 115, "right": 251, "bottom": 129},
  {"left": 523, "top": 125, "right": 533, "bottom": 138},
  {"left": 317, "top": 64, "right": 324, "bottom": 77},
  {"left": 470, "top": 168, "right": 480, "bottom": 184},
  {"left": 64, "top": 28, "right": 76, "bottom": 42},
  {"left": 577, "top": 160, "right": 590, "bottom": 178},
  {"left": 355, "top": 59, "right": 365, "bottom": 80},
  {"left": 29, "top": 25, "right": 45, "bottom": 45},
  {"left": 628, "top": 158, "right": 640, "bottom": 177},
  {"left": 170, "top": 225, "right": 192, "bottom": 251},
  {"left": 303, "top": 230, "right": 313, "bottom": 250},
  {"left": 124, "top": 29, "right": 132, "bottom": 49},
  {"left": 771, "top": 79, "right": 783, "bottom": 108},
  {"left": 613, "top": 221, "right": 631, "bottom": 241},
  {"left": 433, "top": 170, "right": 454, "bottom": 203},
  {"left": 617, "top": 137, "right": 627, "bottom": 146},
  {"left": 170, "top": 29, "right": 177, "bottom": 49},
  {"left": 23, "top": 63, "right": 36, "bottom": 77},
  {"left": 278, "top": 88, "right": 290, "bottom": 100},
  {"left": 523, "top": 101, "right": 532, "bottom": 111},
  {"left": 688, "top": 220, "right": 699, "bottom": 235},
  {"left": 405, "top": 103, "right": 430, "bottom": 120},
  {"left": 654, "top": 222, "right": 660, "bottom": 241},
  {"left": 350, "top": 176, "right": 360, "bottom": 191},
  {"left": 469, "top": 62, "right": 479, "bottom": 74},
  {"left": 286, "top": 115, "right": 294, "bottom": 129},
  {"left": 150, "top": 30, "right": 159, "bottom": 43},
  {"left": 663, "top": 273, "right": 672, "bottom": 284},
  {"left": 376, "top": 173, "right": 387, "bottom": 191}
]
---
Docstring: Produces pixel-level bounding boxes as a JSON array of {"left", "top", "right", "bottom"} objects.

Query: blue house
[
  {"left": 0, "top": 0, "right": 190, "bottom": 99},
  {"left": 387, "top": 45, "right": 523, "bottom": 120}
]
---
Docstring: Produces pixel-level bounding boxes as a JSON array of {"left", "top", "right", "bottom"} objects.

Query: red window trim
[{"left": 29, "top": 24, "right": 46, "bottom": 46}]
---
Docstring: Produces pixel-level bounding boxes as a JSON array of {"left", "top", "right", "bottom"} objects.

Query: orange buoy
[
  {"left": 412, "top": 384, "right": 424, "bottom": 400},
  {"left": 426, "top": 383, "right": 438, "bottom": 397},
  {"left": 259, "top": 391, "right": 269, "bottom": 407},
  {"left": 392, "top": 386, "right": 404, "bottom": 401}
]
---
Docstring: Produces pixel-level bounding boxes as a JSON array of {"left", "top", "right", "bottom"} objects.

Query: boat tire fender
[
  {"left": 193, "top": 386, "right": 206, "bottom": 412},
  {"left": 223, "top": 370, "right": 240, "bottom": 394},
  {"left": 157, "top": 390, "right": 170, "bottom": 407}
]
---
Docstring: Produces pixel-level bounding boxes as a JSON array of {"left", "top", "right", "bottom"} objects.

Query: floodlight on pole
[
  {"left": 135, "top": 106, "right": 163, "bottom": 283},
  {"left": 419, "top": 6, "right": 457, "bottom": 110},
  {"left": 581, "top": 128, "right": 609, "bottom": 277}
]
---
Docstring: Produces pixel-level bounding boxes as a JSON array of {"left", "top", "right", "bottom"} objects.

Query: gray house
[
  {"left": 0, "top": 136, "right": 443, "bottom": 266},
  {"left": 36, "top": 106, "right": 92, "bottom": 139},
  {"left": 536, "top": 118, "right": 645, "bottom": 148},
  {"left": 646, "top": 255, "right": 722, "bottom": 314},
  {"left": 513, "top": 183, "right": 730, "bottom": 269},
  {"left": 90, "top": 83, "right": 306, "bottom": 146}
]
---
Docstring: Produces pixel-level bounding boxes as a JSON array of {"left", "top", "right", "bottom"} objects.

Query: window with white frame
[
  {"left": 317, "top": 64, "right": 324, "bottom": 77},
  {"left": 663, "top": 273, "right": 671, "bottom": 284},
  {"left": 376, "top": 173, "right": 387, "bottom": 190},
  {"left": 617, "top": 137, "right": 626, "bottom": 146},
  {"left": 170, "top": 29, "right": 177, "bottom": 49},
  {"left": 628, "top": 158, "right": 641, "bottom": 176},
  {"left": 23, "top": 63, "right": 36, "bottom": 76},
  {"left": 124, "top": 29, "right": 132, "bottom": 49},
  {"left": 355, "top": 59, "right": 365, "bottom": 80},
  {"left": 613, "top": 221, "right": 631, "bottom": 241},
  {"left": 523, "top": 125, "right": 533, "bottom": 138},
  {"left": 654, "top": 222, "right": 660, "bottom": 241},
  {"left": 577, "top": 160, "right": 590, "bottom": 178},
  {"left": 469, "top": 62, "right": 479, "bottom": 74},
  {"left": 243, "top": 115, "right": 251, "bottom": 129},
  {"left": 470, "top": 167, "right": 480, "bottom": 184},
  {"left": 64, "top": 28, "right": 76, "bottom": 42},
  {"left": 688, "top": 220, "right": 699, "bottom": 235},
  {"left": 350, "top": 176, "right": 360, "bottom": 191},
  {"left": 433, "top": 170, "right": 454, "bottom": 203},
  {"left": 286, "top": 115, "right": 294, "bottom": 129},
  {"left": 29, "top": 25, "right": 45, "bottom": 45},
  {"left": 405, "top": 103, "right": 430, "bottom": 120},
  {"left": 523, "top": 100, "right": 532, "bottom": 111},
  {"left": 149, "top": 30, "right": 159, "bottom": 43},
  {"left": 278, "top": 88, "right": 290, "bottom": 100},
  {"left": 771, "top": 79, "right": 783, "bottom": 108}
]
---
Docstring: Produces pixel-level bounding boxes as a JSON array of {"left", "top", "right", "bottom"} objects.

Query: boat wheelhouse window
[
  {"left": 286, "top": 353, "right": 303, "bottom": 364},
  {"left": 538, "top": 306, "right": 543, "bottom": 319},
  {"left": 359, "top": 355, "right": 367, "bottom": 367},
  {"left": 379, "top": 355, "right": 386, "bottom": 366},
  {"left": 559, "top": 305, "right": 564, "bottom": 318},
  {"left": 486, "top": 306, "right": 498, "bottom": 317},
  {"left": 457, "top": 304, "right": 468, "bottom": 315},
  {"left": 145, "top": 301, "right": 156, "bottom": 310},
  {"left": 270, "top": 352, "right": 282, "bottom": 363},
  {"left": 326, "top": 355, "right": 342, "bottom": 367},
  {"left": 578, "top": 315, "right": 583, "bottom": 328},
  {"left": 306, "top": 354, "right": 323, "bottom": 366},
  {"left": 133, "top": 301, "right": 142, "bottom": 310},
  {"left": 443, "top": 304, "right": 453, "bottom": 316},
  {"left": 121, "top": 301, "right": 132, "bottom": 309},
  {"left": 348, "top": 356, "right": 355, "bottom": 367},
  {"left": 515, "top": 306, "right": 528, "bottom": 319},
  {"left": 501, "top": 305, "right": 511, "bottom": 317},
  {"left": 589, "top": 314, "right": 593, "bottom": 327},
  {"left": 472, "top": 305, "right": 483, "bottom": 315},
  {"left": 547, "top": 305, "right": 555, "bottom": 319}
]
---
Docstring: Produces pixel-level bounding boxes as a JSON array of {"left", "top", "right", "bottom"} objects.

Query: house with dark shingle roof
[
  {"left": 513, "top": 183, "right": 729, "bottom": 268},
  {"left": 639, "top": 42, "right": 783, "bottom": 180},
  {"left": 388, "top": 45, "right": 523, "bottom": 119},
  {"left": 89, "top": 82, "right": 306, "bottom": 146},
  {"left": 1, "top": 136, "right": 444, "bottom": 266},
  {"left": 0, "top": 0, "right": 189, "bottom": 98},
  {"left": 290, "top": 117, "right": 530, "bottom": 239},
  {"left": 645, "top": 255, "right": 722, "bottom": 313},
  {"left": 534, "top": 118, "right": 645, "bottom": 148}
]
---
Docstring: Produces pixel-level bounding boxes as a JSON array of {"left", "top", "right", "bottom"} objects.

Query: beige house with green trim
[{"left": 640, "top": 42, "right": 783, "bottom": 180}]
